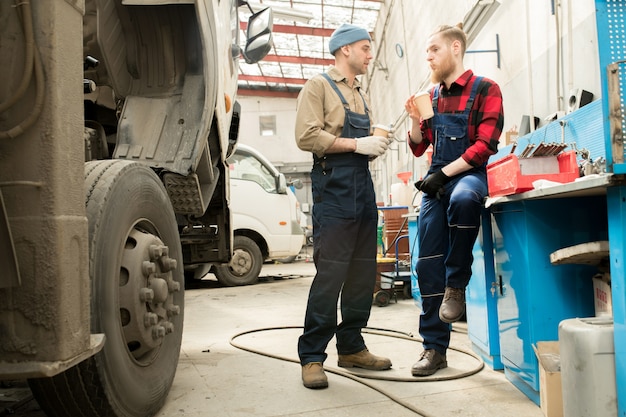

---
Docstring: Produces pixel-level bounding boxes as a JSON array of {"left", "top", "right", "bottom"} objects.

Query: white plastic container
[
  {"left": 558, "top": 317, "right": 617, "bottom": 417},
  {"left": 390, "top": 182, "right": 414, "bottom": 207}
]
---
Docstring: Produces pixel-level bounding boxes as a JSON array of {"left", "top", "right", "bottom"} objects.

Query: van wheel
[{"left": 214, "top": 235, "right": 262, "bottom": 286}]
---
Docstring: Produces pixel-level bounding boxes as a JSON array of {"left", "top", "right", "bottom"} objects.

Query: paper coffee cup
[
  {"left": 413, "top": 91, "right": 434, "bottom": 119},
  {"left": 372, "top": 124, "right": 391, "bottom": 137}
]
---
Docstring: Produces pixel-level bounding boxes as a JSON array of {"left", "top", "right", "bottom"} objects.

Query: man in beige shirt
[{"left": 295, "top": 23, "right": 392, "bottom": 389}]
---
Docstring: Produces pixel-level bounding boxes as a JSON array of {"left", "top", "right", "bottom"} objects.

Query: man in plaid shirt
[{"left": 404, "top": 23, "right": 504, "bottom": 377}]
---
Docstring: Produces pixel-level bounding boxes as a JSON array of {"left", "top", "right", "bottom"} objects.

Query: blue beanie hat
[{"left": 329, "top": 24, "right": 371, "bottom": 55}]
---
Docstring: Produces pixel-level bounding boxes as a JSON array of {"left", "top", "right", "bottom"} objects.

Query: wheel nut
[
  {"left": 161, "top": 257, "right": 177, "bottom": 272},
  {"left": 163, "top": 322, "right": 174, "bottom": 334},
  {"left": 152, "top": 325, "right": 166, "bottom": 339},
  {"left": 142, "top": 261, "right": 156, "bottom": 276},
  {"left": 168, "top": 280, "right": 181, "bottom": 292},
  {"left": 140, "top": 287, "right": 154, "bottom": 302},
  {"left": 149, "top": 245, "right": 163, "bottom": 259},
  {"left": 144, "top": 312, "right": 158, "bottom": 327},
  {"left": 167, "top": 305, "right": 180, "bottom": 317}
]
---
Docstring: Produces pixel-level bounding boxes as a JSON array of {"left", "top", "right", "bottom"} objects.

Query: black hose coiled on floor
[{"left": 230, "top": 325, "right": 484, "bottom": 417}]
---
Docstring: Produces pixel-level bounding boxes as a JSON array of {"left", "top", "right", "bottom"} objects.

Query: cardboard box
[
  {"left": 593, "top": 273, "right": 612, "bottom": 317},
  {"left": 533, "top": 341, "right": 563, "bottom": 417},
  {"left": 505, "top": 130, "right": 519, "bottom": 146}
]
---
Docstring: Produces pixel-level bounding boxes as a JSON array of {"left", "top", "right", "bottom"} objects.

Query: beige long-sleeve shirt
[{"left": 295, "top": 66, "right": 374, "bottom": 158}]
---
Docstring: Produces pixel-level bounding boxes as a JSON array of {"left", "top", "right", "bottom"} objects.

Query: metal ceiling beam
[
  {"left": 238, "top": 74, "right": 307, "bottom": 85},
  {"left": 260, "top": 54, "right": 334, "bottom": 66},
  {"left": 241, "top": 22, "right": 334, "bottom": 37},
  {"left": 241, "top": 22, "right": 374, "bottom": 38},
  {"left": 237, "top": 88, "right": 300, "bottom": 99}
]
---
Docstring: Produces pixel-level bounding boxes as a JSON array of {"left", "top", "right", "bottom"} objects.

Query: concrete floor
[{"left": 1, "top": 257, "right": 546, "bottom": 417}]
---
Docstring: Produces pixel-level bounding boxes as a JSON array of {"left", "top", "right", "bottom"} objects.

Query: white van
[{"left": 186, "top": 144, "right": 305, "bottom": 286}]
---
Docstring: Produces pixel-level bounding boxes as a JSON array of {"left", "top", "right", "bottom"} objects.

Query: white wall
[{"left": 237, "top": 96, "right": 309, "bottom": 165}]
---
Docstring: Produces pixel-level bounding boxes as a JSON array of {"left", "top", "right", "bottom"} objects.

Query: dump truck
[{"left": 0, "top": 0, "right": 272, "bottom": 416}]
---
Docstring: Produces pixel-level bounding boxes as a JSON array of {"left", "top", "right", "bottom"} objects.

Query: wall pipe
[
  {"left": 554, "top": 0, "right": 563, "bottom": 112},
  {"left": 525, "top": 0, "right": 536, "bottom": 132},
  {"left": 567, "top": 0, "right": 574, "bottom": 97}
]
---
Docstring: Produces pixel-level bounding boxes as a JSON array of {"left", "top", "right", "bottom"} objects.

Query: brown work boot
[
  {"left": 411, "top": 349, "right": 447, "bottom": 376},
  {"left": 337, "top": 348, "right": 392, "bottom": 370},
  {"left": 439, "top": 286, "right": 466, "bottom": 323},
  {"left": 302, "top": 362, "right": 328, "bottom": 389}
]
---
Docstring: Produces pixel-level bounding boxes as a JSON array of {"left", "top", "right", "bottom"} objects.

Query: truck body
[{"left": 0, "top": 0, "right": 271, "bottom": 416}]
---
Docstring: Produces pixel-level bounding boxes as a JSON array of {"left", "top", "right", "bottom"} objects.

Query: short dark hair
[{"left": 431, "top": 23, "right": 467, "bottom": 55}]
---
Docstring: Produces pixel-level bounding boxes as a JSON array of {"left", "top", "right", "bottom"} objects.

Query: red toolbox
[{"left": 487, "top": 150, "right": 579, "bottom": 197}]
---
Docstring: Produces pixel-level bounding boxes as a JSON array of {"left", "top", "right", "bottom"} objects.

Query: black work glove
[{"left": 414, "top": 168, "right": 450, "bottom": 198}]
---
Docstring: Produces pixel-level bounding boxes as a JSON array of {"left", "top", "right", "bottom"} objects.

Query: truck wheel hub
[{"left": 119, "top": 228, "right": 181, "bottom": 361}]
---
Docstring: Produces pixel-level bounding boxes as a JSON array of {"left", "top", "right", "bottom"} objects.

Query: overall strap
[
  {"left": 463, "top": 76, "right": 484, "bottom": 114},
  {"left": 320, "top": 73, "right": 369, "bottom": 113},
  {"left": 431, "top": 85, "right": 440, "bottom": 112}
]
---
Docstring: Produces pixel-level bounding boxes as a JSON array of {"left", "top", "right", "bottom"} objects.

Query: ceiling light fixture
[{"left": 463, "top": 0, "right": 500, "bottom": 44}]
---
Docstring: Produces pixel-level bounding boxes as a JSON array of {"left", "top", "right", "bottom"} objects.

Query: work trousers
[
  {"left": 416, "top": 171, "right": 487, "bottom": 353},
  {"left": 298, "top": 160, "right": 377, "bottom": 365}
]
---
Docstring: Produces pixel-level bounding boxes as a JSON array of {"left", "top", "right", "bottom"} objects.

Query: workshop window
[{"left": 259, "top": 115, "right": 276, "bottom": 136}]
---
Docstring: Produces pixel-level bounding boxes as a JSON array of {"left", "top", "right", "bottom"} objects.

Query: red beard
[{"left": 430, "top": 54, "right": 454, "bottom": 84}]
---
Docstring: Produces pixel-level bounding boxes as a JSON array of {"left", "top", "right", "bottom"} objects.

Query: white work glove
[{"left": 354, "top": 135, "right": 389, "bottom": 157}]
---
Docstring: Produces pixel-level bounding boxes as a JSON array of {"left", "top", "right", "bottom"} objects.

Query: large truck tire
[
  {"left": 214, "top": 235, "right": 262, "bottom": 286},
  {"left": 28, "top": 160, "right": 184, "bottom": 417}
]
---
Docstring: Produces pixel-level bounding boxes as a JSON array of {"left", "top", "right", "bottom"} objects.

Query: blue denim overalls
[
  {"left": 298, "top": 73, "right": 378, "bottom": 365},
  {"left": 416, "top": 77, "right": 489, "bottom": 354}
]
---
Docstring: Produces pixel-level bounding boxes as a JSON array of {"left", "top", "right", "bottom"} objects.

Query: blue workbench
[
  {"left": 486, "top": 179, "right": 612, "bottom": 404},
  {"left": 466, "top": 210, "right": 503, "bottom": 371}
]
